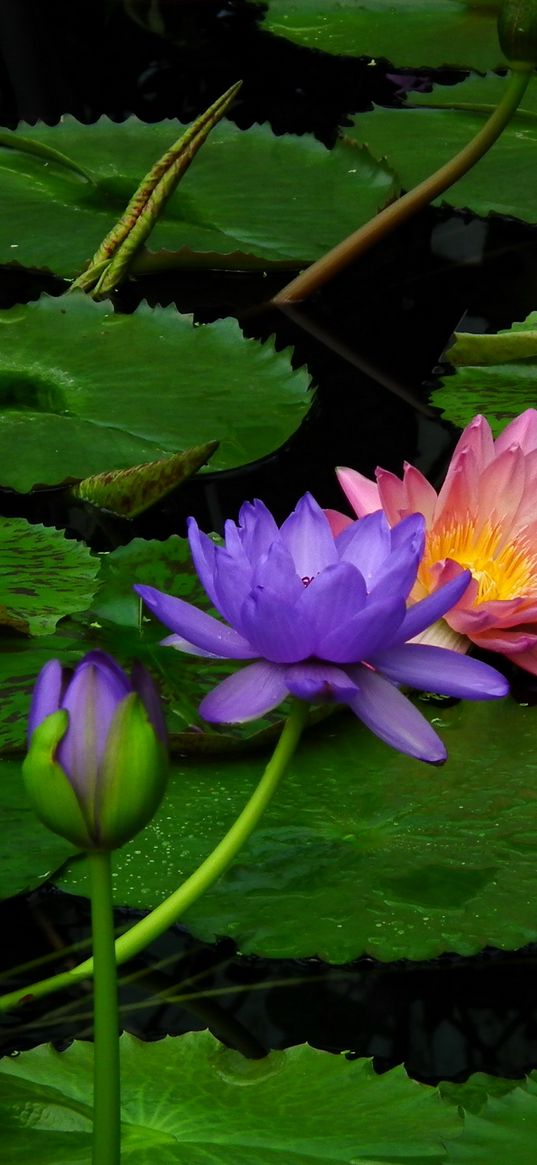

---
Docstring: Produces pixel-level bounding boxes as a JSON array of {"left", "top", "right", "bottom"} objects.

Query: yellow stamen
[{"left": 420, "top": 516, "right": 537, "bottom": 604}]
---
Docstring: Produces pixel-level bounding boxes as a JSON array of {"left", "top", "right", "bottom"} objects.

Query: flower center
[
  {"left": 301, "top": 575, "right": 314, "bottom": 587},
  {"left": 419, "top": 516, "right": 537, "bottom": 604}
]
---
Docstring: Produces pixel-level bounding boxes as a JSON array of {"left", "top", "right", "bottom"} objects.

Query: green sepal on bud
[
  {"left": 96, "top": 692, "right": 168, "bottom": 850},
  {"left": 498, "top": 0, "right": 537, "bottom": 65},
  {"left": 22, "top": 710, "right": 94, "bottom": 850}
]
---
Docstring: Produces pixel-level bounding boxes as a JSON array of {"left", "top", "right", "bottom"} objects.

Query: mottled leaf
[{"left": 0, "top": 519, "right": 98, "bottom": 636}]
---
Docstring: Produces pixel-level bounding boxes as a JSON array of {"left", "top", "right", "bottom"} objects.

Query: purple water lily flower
[{"left": 135, "top": 494, "right": 509, "bottom": 764}]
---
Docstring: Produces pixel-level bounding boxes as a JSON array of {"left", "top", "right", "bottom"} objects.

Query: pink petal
[
  {"left": 506, "top": 644, "right": 537, "bottom": 675},
  {"left": 510, "top": 458, "right": 537, "bottom": 531},
  {"left": 325, "top": 508, "right": 354, "bottom": 536},
  {"left": 375, "top": 468, "right": 409, "bottom": 525},
  {"left": 495, "top": 409, "right": 537, "bottom": 455},
  {"left": 447, "top": 595, "right": 537, "bottom": 634},
  {"left": 401, "top": 463, "right": 438, "bottom": 525},
  {"left": 436, "top": 448, "right": 480, "bottom": 523},
  {"left": 476, "top": 445, "right": 526, "bottom": 532},
  {"left": 336, "top": 467, "right": 381, "bottom": 518},
  {"left": 468, "top": 626, "right": 537, "bottom": 653},
  {"left": 449, "top": 414, "right": 495, "bottom": 473}
]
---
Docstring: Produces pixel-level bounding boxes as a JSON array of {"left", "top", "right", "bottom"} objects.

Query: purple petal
[
  {"left": 347, "top": 665, "right": 447, "bottom": 764},
  {"left": 280, "top": 493, "right": 338, "bottom": 577},
  {"left": 28, "top": 658, "right": 65, "bottom": 742},
  {"left": 160, "top": 633, "right": 230, "bottom": 659},
  {"left": 371, "top": 644, "right": 510, "bottom": 699},
  {"left": 239, "top": 586, "right": 313, "bottom": 663},
  {"left": 252, "top": 540, "right": 304, "bottom": 604},
  {"left": 200, "top": 660, "right": 288, "bottom": 723},
  {"left": 236, "top": 499, "right": 280, "bottom": 561},
  {"left": 389, "top": 512, "right": 426, "bottom": 552},
  {"left": 365, "top": 535, "right": 424, "bottom": 605},
  {"left": 187, "top": 518, "right": 220, "bottom": 609},
  {"left": 78, "top": 651, "right": 131, "bottom": 692},
  {"left": 131, "top": 661, "right": 168, "bottom": 745},
  {"left": 296, "top": 561, "right": 367, "bottom": 650},
  {"left": 212, "top": 547, "right": 254, "bottom": 628},
  {"left": 284, "top": 662, "right": 358, "bottom": 703},
  {"left": 389, "top": 571, "right": 472, "bottom": 646},
  {"left": 57, "top": 657, "right": 127, "bottom": 797},
  {"left": 134, "top": 585, "right": 257, "bottom": 659},
  {"left": 318, "top": 595, "right": 406, "bottom": 663},
  {"left": 222, "top": 517, "right": 252, "bottom": 568},
  {"left": 336, "top": 511, "right": 392, "bottom": 586}
]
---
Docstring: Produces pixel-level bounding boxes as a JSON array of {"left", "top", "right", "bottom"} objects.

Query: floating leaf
[
  {"left": 71, "top": 442, "right": 218, "bottom": 517},
  {"left": 59, "top": 698, "right": 537, "bottom": 964},
  {"left": 445, "top": 1075, "right": 537, "bottom": 1163},
  {"left": 0, "top": 295, "right": 311, "bottom": 490},
  {"left": 434, "top": 311, "right": 537, "bottom": 433},
  {"left": 0, "top": 1032, "right": 461, "bottom": 1164},
  {"left": 259, "top": 0, "right": 503, "bottom": 70},
  {"left": 0, "top": 116, "right": 394, "bottom": 276},
  {"left": 0, "top": 758, "right": 75, "bottom": 900},
  {"left": 344, "top": 73, "right": 537, "bottom": 226},
  {"left": 0, "top": 518, "right": 98, "bottom": 636}
]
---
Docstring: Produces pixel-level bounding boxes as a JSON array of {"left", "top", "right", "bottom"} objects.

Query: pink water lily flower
[{"left": 329, "top": 410, "right": 537, "bottom": 673}]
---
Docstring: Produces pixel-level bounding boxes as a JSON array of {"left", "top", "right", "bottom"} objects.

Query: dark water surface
[{"left": 1, "top": 0, "right": 537, "bottom": 1083}]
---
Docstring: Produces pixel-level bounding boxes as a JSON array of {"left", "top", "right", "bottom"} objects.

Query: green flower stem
[
  {"left": 89, "top": 850, "right": 120, "bottom": 1165},
  {"left": 272, "top": 64, "right": 533, "bottom": 305},
  {"left": 0, "top": 699, "right": 309, "bottom": 1013}
]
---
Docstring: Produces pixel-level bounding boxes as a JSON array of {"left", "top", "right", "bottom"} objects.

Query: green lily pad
[
  {"left": 59, "top": 697, "right": 537, "bottom": 963},
  {"left": 0, "top": 758, "right": 75, "bottom": 900},
  {"left": 434, "top": 311, "right": 537, "bottom": 433},
  {"left": 445, "top": 1075, "right": 537, "bottom": 1163},
  {"left": 0, "top": 295, "right": 311, "bottom": 490},
  {"left": 0, "top": 518, "right": 98, "bottom": 636},
  {"left": 259, "top": 1, "right": 503, "bottom": 70},
  {"left": 0, "top": 1031, "right": 461, "bottom": 1164},
  {"left": 0, "top": 116, "right": 395, "bottom": 277},
  {"left": 344, "top": 73, "right": 537, "bottom": 226}
]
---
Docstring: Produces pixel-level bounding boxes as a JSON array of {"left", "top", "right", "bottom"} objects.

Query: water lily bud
[
  {"left": 23, "top": 651, "right": 168, "bottom": 851},
  {"left": 498, "top": 0, "right": 537, "bottom": 65}
]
